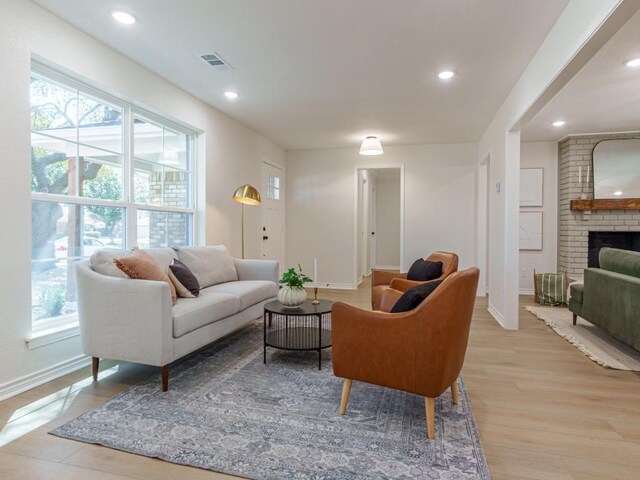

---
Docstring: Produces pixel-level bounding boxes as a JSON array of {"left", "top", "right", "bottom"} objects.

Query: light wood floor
[{"left": 1, "top": 279, "right": 640, "bottom": 480}]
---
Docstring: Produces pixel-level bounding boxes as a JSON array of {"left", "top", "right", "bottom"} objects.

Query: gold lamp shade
[{"left": 232, "top": 184, "right": 261, "bottom": 205}]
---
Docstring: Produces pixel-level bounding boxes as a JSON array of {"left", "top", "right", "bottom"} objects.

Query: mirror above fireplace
[{"left": 593, "top": 139, "right": 640, "bottom": 199}]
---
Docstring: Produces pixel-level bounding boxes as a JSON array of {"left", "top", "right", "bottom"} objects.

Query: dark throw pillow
[
  {"left": 169, "top": 258, "right": 201, "bottom": 297},
  {"left": 407, "top": 258, "right": 443, "bottom": 281},
  {"left": 390, "top": 281, "right": 442, "bottom": 313}
]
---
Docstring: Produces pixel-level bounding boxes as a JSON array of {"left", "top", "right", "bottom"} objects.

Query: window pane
[
  {"left": 31, "top": 200, "right": 124, "bottom": 322},
  {"left": 78, "top": 93, "right": 123, "bottom": 154},
  {"left": 79, "top": 145, "right": 123, "bottom": 201},
  {"left": 134, "top": 117, "right": 163, "bottom": 164},
  {"left": 134, "top": 160, "right": 189, "bottom": 207},
  {"left": 137, "top": 210, "right": 190, "bottom": 248},
  {"left": 163, "top": 127, "right": 189, "bottom": 170},
  {"left": 30, "top": 75, "right": 77, "bottom": 132},
  {"left": 31, "top": 133, "right": 74, "bottom": 194}
]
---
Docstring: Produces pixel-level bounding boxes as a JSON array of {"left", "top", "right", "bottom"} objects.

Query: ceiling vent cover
[{"left": 200, "top": 53, "right": 234, "bottom": 70}]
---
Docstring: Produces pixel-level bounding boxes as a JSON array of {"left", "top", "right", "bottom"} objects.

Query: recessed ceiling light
[
  {"left": 552, "top": 120, "right": 566, "bottom": 127},
  {"left": 438, "top": 70, "right": 455, "bottom": 80},
  {"left": 224, "top": 91, "right": 239, "bottom": 100},
  {"left": 112, "top": 11, "right": 136, "bottom": 25},
  {"left": 625, "top": 58, "right": 640, "bottom": 68},
  {"left": 614, "top": 191, "right": 623, "bottom": 196}
]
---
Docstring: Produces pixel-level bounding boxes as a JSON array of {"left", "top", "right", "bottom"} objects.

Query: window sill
[{"left": 26, "top": 318, "right": 80, "bottom": 350}]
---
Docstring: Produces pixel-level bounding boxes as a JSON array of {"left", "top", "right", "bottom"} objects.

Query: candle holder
[{"left": 312, "top": 287, "right": 320, "bottom": 305}]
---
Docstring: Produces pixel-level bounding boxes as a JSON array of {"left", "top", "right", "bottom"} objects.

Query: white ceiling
[
  {"left": 522, "top": 9, "right": 640, "bottom": 142},
  {"left": 34, "top": 0, "right": 570, "bottom": 150}
]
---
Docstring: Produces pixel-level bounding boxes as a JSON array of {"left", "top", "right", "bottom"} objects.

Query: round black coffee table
[{"left": 263, "top": 299, "right": 334, "bottom": 370}]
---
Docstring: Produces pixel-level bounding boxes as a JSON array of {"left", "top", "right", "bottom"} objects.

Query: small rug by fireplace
[
  {"left": 50, "top": 321, "right": 490, "bottom": 479},
  {"left": 525, "top": 306, "right": 640, "bottom": 371}
]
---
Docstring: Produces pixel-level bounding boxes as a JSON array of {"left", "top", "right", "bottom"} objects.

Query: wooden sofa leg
[
  {"left": 425, "top": 397, "right": 435, "bottom": 440},
  {"left": 162, "top": 365, "right": 169, "bottom": 392},
  {"left": 92, "top": 357, "right": 99, "bottom": 381},
  {"left": 339, "top": 379, "right": 352, "bottom": 415},
  {"left": 572, "top": 313, "right": 577, "bottom": 326},
  {"left": 451, "top": 380, "right": 459, "bottom": 405}
]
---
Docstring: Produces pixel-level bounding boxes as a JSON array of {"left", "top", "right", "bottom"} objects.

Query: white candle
[
  {"left": 314, "top": 258, "right": 318, "bottom": 285},
  {"left": 578, "top": 165, "right": 582, "bottom": 186},
  {"left": 586, "top": 165, "right": 590, "bottom": 186}
]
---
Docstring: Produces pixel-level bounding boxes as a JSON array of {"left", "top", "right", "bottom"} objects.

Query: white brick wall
[{"left": 558, "top": 133, "right": 640, "bottom": 275}]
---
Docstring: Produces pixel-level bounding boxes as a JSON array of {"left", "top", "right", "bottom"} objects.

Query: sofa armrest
[
  {"left": 74, "top": 261, "right": 173, "bottom": 366},
  {"left": 331, "top": 302, "right": 416, "bottom": 392},
  {"left": 371, "top": 270, "right": 406, "bottom": 287},
  {"left": 233, "top": 258, "right": 279, "bottom": 283},
  {"left": 582, "top": 268, "right": 640, "bottom": 350}
]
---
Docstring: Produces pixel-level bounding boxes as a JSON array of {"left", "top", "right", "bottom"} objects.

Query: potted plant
[{"left": 277, "top": 264, "right": 312, "bottom": 308}]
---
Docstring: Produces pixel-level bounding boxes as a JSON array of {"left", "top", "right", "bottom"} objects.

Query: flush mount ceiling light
[
  {"left": 552, "top": 120, "right": 566, "bottom": 127},
  {"left": 625, "top": 58, "right": 640, "bottom": 67},
  {"left": 614, "top": 190, "right": 623, "bottom": 196},
  {"left": 112, "top": 11, "right": 136, "bottom": 25},
  {"left": 438, "top": 70, "right": 455, "bottom": 80},
  {"left": 224, "top": 91, "right": 239, "bottom": 100},
  {"left": 359, "top": 136, "right": 383, "bottom": 156}
]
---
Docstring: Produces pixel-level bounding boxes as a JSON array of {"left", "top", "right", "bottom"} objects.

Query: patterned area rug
[
  {"left": 525, "top": 306, "right": 640, "bottom": 371},
  {"left": 51, "top": 321, "right": 490, "bottom": 479}
]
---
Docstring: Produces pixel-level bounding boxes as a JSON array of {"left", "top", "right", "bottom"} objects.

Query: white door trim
[{"left": 353, "top": 164, "right": 405, "bottom": 287}]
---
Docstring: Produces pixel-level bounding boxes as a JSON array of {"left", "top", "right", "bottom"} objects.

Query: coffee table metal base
[{"left": 263, "top": 300, "right": 333, "bottom": 370}]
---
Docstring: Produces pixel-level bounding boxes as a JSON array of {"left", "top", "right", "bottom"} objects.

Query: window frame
[{"left": 30, "top": 61, "right": 197, "bottom": 334}]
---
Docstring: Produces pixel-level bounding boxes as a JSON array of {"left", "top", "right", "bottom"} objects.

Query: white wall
[
  {"left": 519, "top": 142, "right": 558, "bottom": 293},
  {"left": 477, "top": 0, "right": 632, "bottom": 329},
  {"left": 0, "top": 0, "right": 285, "bottom": 394},
  {"left": 286, "top": 143, "right": 477, "bottom": 288},
  {"left": 375, "top": 176, "right": 401, "bottom": 268}
]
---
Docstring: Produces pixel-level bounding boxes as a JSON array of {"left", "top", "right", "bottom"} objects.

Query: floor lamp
[{"left": 232, "top": 184, "right": 261, "bottom": 259}]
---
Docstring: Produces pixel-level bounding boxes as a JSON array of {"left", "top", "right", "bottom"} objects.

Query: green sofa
[{"left": 569, "top": 247, "right": 640, "bottom": 352}]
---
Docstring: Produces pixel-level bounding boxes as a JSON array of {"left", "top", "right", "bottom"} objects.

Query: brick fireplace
[{"left": 558, "top": 133, "right": 640, "bottom": 275}]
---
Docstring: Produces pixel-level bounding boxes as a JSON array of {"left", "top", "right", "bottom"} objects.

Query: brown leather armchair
[
  {"left": 332, "top": 267, "right": 479, "bottom": 440},
  {"left": 371, "top": 251, "right": 459, "bottom": 310}
]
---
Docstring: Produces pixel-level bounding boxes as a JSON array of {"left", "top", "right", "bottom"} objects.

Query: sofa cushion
[
  {"left": 570, "top": 282, "right": 584, "bottom": 304},
  {"left": 407, "top": 259, "right": 443, "bottom": 281},
  {"left": 91, "top": 249, "right": 131, "bottom": 278},
  {"left": 207, "top": 280, "right": 277, "bottom": 310},
  {"left": 599, "top": 247, "right": 640, "bottom": 278},
  {"left": 391, "top": 281, "right": 441, "bottom": 313},
  {"left": 169, "top": 258, "right": 200, "bottom": 297},
  {"left": 142, "top": 247, "right": 178, "bottom": 272},
  {"left": 174, "top": 245, "right": 238, "bottom": 288},
  {"left": 114, "top": 249, "right": 177, "bottom": 305},
  {"left": 172, "top": 291, "right": 240, "bottom": 338}
]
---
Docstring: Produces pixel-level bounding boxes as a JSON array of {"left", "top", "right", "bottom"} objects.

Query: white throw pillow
[
  {"left": 90, "top": 249, "right": 131, "bottom": 278},
  {"left": 174, "top": 245, "right": 238, "bottom": 288},
  {"left": 141, "top": 247, "right": 178, "bottom": 272}
]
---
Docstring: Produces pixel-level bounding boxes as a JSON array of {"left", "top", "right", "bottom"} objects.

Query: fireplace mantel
[{"left": 570, "top": 198, "right": 640, "bottom": 211}]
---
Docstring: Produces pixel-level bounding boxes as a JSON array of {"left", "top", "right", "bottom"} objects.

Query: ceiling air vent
[{"left": 200, "top": 53, "right": 234, "bottom": 71}]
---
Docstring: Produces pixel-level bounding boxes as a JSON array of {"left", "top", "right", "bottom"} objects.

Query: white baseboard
[
  {"left": 519, "top": 288, "right": 535, "bottom": 295},
  {"left": 374, "top": 265, "right": 400, "bottom": 270},
  {"left": 0, "top": 354, "right": 90, "bottom": 401},
  {"left": 487, "top": 302, "right": 506, "bottom": 329},
  {"left": 307, "top": 282, "right": 358, "bottom": 290}
]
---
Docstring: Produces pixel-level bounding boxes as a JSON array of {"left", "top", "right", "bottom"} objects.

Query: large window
[{"left": 30, "top": 65, "right": 196, "bottom": 327}]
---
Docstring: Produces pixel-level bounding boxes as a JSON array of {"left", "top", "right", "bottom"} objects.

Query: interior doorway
[
  {"left": 477, "top": 156, "right": 490, "bottom": 296},
  {"left": 261, "top": 161, "right": 285, "bottom": 272},
  {"left": 354, "top": 166, "right": 403, "bottom": 286}
]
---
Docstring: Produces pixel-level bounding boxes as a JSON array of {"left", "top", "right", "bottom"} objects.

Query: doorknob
[{"left": 263, "top": 235, "right": 269, "bottom": 240}]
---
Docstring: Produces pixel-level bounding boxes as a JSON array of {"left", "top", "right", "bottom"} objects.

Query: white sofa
[{"left": 75, "top": 245, "right": 278, "bottom": 391}]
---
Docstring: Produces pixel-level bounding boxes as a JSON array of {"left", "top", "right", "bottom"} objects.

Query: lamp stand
[{"left": 241, "top": 203, "right": 245, "bottom": 259}]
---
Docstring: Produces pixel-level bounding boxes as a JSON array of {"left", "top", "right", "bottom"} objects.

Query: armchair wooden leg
[
  {"left": 339, "top": 379, "right": 352, "bottom": 415},
  {"left": 162, "top": 365, "right": 169, "bottom": 392},
  {"left": 451, "top": 380, "right": 459, "bottom": 405},
  {"left": 572, "top": 313, "right": 577, "bottom": 325},
  {"left": 425, "top": 397, "right": 435, "bottom": 440},
  {"left": 92, "top": 357, "right": 99, "bottom": 381}
]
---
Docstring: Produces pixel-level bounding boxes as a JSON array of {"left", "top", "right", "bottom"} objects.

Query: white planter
[{"left": 277, "top": 286, "right": 307, "bottom": 308}]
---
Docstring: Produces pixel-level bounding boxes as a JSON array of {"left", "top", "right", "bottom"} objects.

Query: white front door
[{"left": 261, "top": 162, "right": 284, "bottom": 272}]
